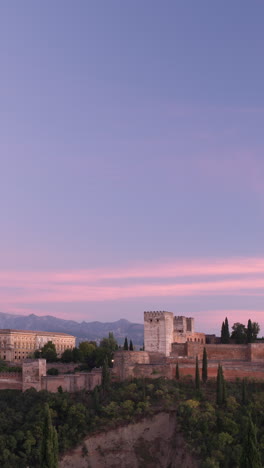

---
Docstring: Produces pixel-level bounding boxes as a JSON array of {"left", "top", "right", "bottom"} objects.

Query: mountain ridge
[{"left": 0, "top": 312, "right": 144, "bottom": 345}]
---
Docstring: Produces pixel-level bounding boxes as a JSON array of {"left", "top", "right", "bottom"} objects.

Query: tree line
[{"left": 221, "top": 317, "right": 260, "bottom": 344}]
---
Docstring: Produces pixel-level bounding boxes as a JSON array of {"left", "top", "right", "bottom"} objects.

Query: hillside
[{"left": 0, "top": 312, "right": 144, "bottom": 345}]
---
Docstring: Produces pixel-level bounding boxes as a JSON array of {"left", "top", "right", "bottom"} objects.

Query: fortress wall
[
  {"left": 112, "top": 351, "right": 150, "bottom": 380},
  {"left": 171, "top": 343, "right": 187, "bottom": 357},
  {"left": 185, "top": 343, "right": 250, "bottom": 361},
  {"left": 205, "top": 344, "right": 249, "bottom": 361},
  {"left": 248, "top": 343, "right": 264, "bottom": 362},
  {"left": 22, "top": 359, "right": 46, "bottom": 392},
  {"left": 0, "top": 372, "right": 22, "bottom": 390},
  {"left": 42, "top": 370, "right": 102, "bottom": 392},
  {"left": 133, "top": 364, "right": 173, "bottom": 380}
]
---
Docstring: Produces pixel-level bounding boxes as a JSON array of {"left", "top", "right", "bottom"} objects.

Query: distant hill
[{"left": 0, "top": 312, "right": 144, "bottom": 346}]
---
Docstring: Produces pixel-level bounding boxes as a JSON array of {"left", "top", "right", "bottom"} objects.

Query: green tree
[
  {"left": 216, "top": 364, "right": 223, "bottom": 405},
  {"left": 124, "top": 337, "right": 128, "bottom": 350},
  {"left": 129, "top": 339, "right": 134, "bottom": 351},
  {"left": 41, "top": 403, "right": 58, "bottom": 468},
  {"left": 242, "top": 378, "right": 247, "bottom": 405},
  {"left": 221, "top": 317, "right": 230, "bottom": 343},
  {"left": 37, "top": 341, "right": 57, "bottom": 362},
  {"left": 202, "top": 347, "right": 208, "bottom": 383},
  {"left": 247, "top": 319, "right": 253, "bottom": 343},
  {"left": 102, "top": 358, "right": 110, "bottom": 392},
  {"left": 252, "top": 322, "right": 260, "bottom": 341},
  {"left": 231, "top": 323, "right": 247, "bottom": 344},
  {"left": 195, "top": 356, "right": 200, "bottom": 390},
  {"left": 61, "top": 348, "right": 73, "bottom": 363},
  {"left": 176, "top": 362, "right": 180, "bottom": 380},
  {"left": 240, "top": 414, "right": 261, "bottom": 468},
  {"left": 221, "top": 321, "right": 225, "bottom": 344},
  {"left": 79, "top": 341, "right": 96, "bottom": 362}
]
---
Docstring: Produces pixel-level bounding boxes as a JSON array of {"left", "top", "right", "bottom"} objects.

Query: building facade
[
  {"left": 0, "top": 329, "right": 75, "bottom": 362},
  {"left": 144, "top": 311, "right": 205, "bottom": 356}
]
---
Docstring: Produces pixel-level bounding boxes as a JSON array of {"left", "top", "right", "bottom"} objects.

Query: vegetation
[
  {"left": 34, "top": 341, "right": 57, "bottom": 362},
  {"left": 230, "top": 320, "right": 260, "bottom": 344},
  {"left": 220, "top": 317, "right": 230, "bottom": 344},
  {"left": 123, "top": 337, "right": 128, "bottom": 350},
  {"left": 0, "top": 373, "right": 264, "bottom": 467},
  {"left": 202, "top": 348, "right": 208, "bottom": 384}
]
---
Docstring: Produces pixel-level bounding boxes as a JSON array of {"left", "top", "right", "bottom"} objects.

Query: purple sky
[{"left": 1, "top": 1, "right": 264, "bottom": 335}]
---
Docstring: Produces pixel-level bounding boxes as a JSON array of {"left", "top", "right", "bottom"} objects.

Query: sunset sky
[{"left": 1, "top": 2, "right": 264, "bottom": 335}]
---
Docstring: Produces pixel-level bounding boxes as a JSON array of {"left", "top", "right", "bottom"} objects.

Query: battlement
[{"left": 144, "top": 311, "right": 173, "bottom": 321}]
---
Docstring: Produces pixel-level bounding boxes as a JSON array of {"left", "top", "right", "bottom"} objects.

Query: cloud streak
[{"left": 1, "top": 257, "right": 264, "bottom": 307}]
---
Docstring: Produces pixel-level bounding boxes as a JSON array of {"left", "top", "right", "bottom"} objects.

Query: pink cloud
[{"left": 1, "top": 257, "right": 264, "bottom": 322}]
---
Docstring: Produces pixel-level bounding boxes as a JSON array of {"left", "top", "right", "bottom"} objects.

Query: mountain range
[{"left": 0, "top": 312, "right": 144, "bottom": 345}]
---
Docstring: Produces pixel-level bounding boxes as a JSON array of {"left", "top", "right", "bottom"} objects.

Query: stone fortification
[
  {"left": 144, "top": 311, "right": 174, "bottom": 356},
  {"left": 0, "top": 359, "right": 101, "bottom": 393},
  {"left": 144, "top": 311, "right": 205, "bottom": 356}
]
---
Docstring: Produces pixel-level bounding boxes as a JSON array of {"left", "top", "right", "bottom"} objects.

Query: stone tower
[{"left": 144, "top": 311, "right": 174, "bottom": 356}]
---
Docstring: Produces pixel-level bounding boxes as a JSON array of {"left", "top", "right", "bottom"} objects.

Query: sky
[{"left": 1, "top": 1, "right": 264, "bottom": 335}]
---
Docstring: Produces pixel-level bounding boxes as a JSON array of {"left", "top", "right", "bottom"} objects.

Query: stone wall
[
  {"left": 144, "top": 311, "right": 174, "bottom": 356},
  {"left": 22, "top": 359, "right": 47, "bottom": 391},
  {"left": 249, "top": 343, "right": 264, "bottom": 362},
  {"left": 112, "top": 351, "right": 150, "bottom": 380},
  {"left": 0, "top": 372, "right": 22, "bottom": 390},
  {"left": 42, "top": 369, "right": 102, "bottom": 392}
]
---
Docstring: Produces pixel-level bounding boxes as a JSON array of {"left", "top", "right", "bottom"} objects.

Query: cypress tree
[
  {"left": 242, "top": 378, "right": 247, "bottom": 405},
  {"left": 102, "top": 358, "right": 110, "bottom": 392},
  {"left": 195, "top": 356, "right": 200, "bottom": 390},
  {"left": 202, "top": 347, "right": 208, "bottom": 383},
  {"left": 41, "top": 403, "right": 58, "bottom": 468},
  {"left": 247, "top": 319, "right": 253, "bottom": 343},
  {"left": 216, "top": 364, "right": 226, "bottom": 405},
  {"left": 221, "top": 318, "right": 230, "bottom": 344},
  {"left": 221, "top": 366, "right": 227, "bottom": 403},
  {"left": 216, "top": 364, "right": 223, "bottom": 405},
  {"left": 129, "top": 339, "right": 134, "bottom": 351},
  {"left": 224, "top": 317, "right": 230, "bottom": 343},
  {"left": 124, "top": 337, "right": 128, "bottom": 350},
  {"left": 93, "top": 386, "right": 100, "bottom": 413},
  {"left": 221, "top": 321, "right": 225, "bottom": 343},
  {"left": 175, "top": 362, "right": 180, "bottom": 380},
  {"left": 240, "top": 414, "right": 261, "bottom": 468}
]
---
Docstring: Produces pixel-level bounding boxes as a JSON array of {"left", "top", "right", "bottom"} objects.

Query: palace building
[{"left": 0, "top": 329, "right": 76, "bottom": 362}]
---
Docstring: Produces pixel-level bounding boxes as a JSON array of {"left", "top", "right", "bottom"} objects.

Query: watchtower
[{"left": 144, "top": 311, "right": 174, "bottom": 356}]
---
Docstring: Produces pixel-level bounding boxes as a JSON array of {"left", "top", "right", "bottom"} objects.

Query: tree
[
  {"left": 240, "top": 413, "right": 261, "bottom": 468},
  {"left": 61, "top": 348, "right": 73, "bottom": 363},
  {"left": 98, "top": 333, "right": 118, "bottom": 366},
  {"left": 247, "top": 319, "right": 253, "bottom": 343},
  {"left": 252, "top": 322, "right": 260, "bottom": 341},
  {"left": 124, "top": 337, "right": 128, "bottom": 350},
  {"left": 102, "top": 358, "right": 110, "bottom": 392},
  {"left": 202, "top": 347, "right": 208, "bottom": 383},
  {"left": 221, "top": 317, "right": 230, "bottom": 343},
  {"left": 129, "top": 339, "right": 134, "bottom": 351},
  {"left": 176, "top": 362, "right": 180, "bottom": 380},
  {"left": 242, "top": 378, "right": 247, "bottom": 405},
  {"left": 231, "top": 323, "right": 247, "bottom": 344},
  {"left": 79, "top": 341, "right": 96, "bottom": 362},
  {"left": 41, "top": 403, "right": 58, "bottom": 468},
  {"left": 38, "top": 341, "right": 57, "bottom": 362},
  {"left": 224, "top": 317, "right": 230, "bottom": 343},
  {"left": 216, "top": 364, "right": 226, "bottom": 405},
  {"left": 221, "top": 321, "right": 225, "bottom": 344},
  {"left": 195, "top": 356, "right": 200, "bottom": 390}
]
